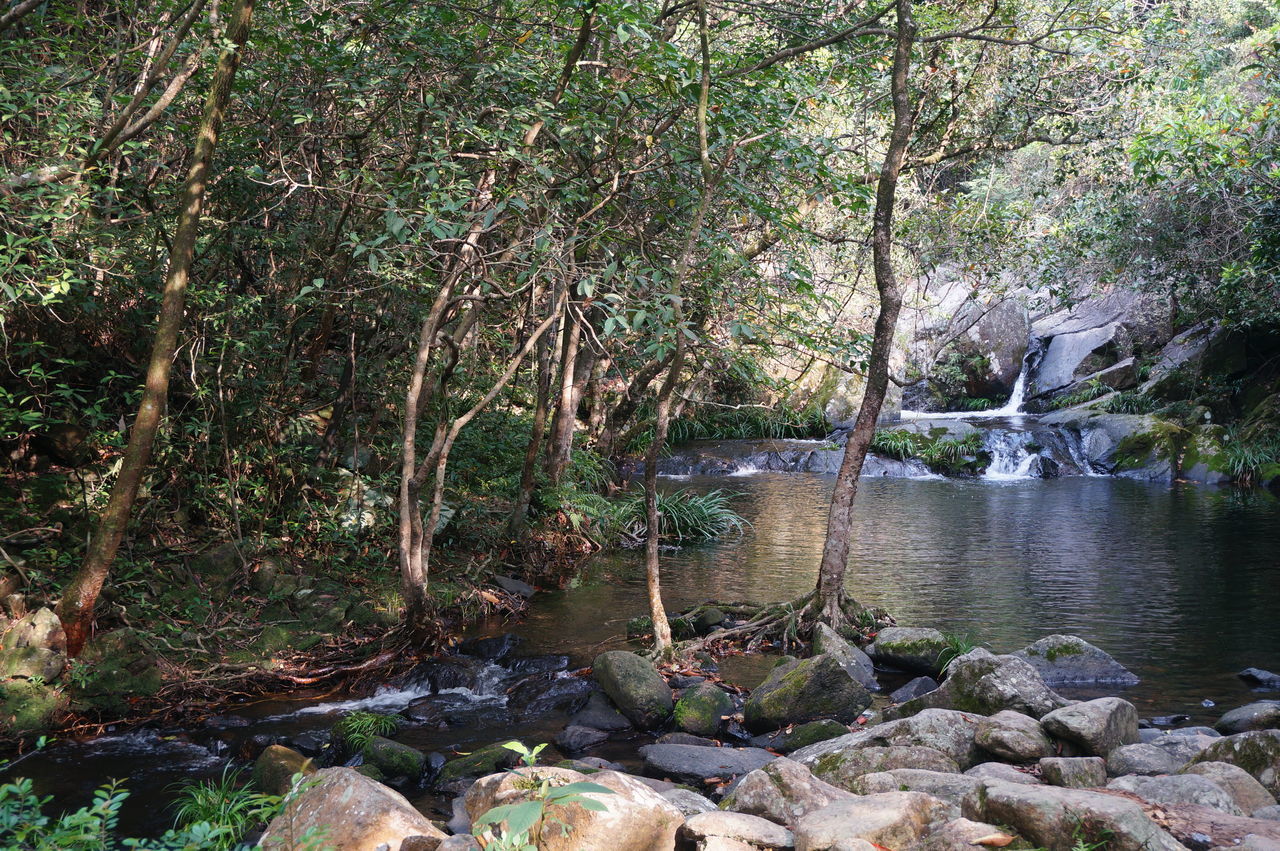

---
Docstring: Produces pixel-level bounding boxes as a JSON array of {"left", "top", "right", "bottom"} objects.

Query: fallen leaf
[{"left": 973, "top": 833, "right": 1016, "bottom": 847}]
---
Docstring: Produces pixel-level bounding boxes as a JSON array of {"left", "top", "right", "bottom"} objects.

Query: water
[{"left": 9, "top": 468, "right": 1280, "bottom": 836}]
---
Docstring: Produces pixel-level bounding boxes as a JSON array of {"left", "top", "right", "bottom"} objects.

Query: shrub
[
  {"left": 1099, "top": 391, "right": 1157, "bottom": 415},
  {"left": 610, "top": 488, "right": 747, "bottom": 544},
  {"left": 170, "top": 766, "right": 281, "bottom": 850},
  {"left": 869, "top": 429, "right": 920, "bottom": 460}
]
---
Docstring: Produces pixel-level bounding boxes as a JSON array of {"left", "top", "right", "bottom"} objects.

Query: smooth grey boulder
[
  {"left": 812, "top": 623, "right": 879, "bottom": 691},
  {"left": 681, "top": 811, "right": 795, "bottom": 850},
  {"left": 1183, "top": 761, "right": 1277, "bottom": 814},
  {"left": 1257, "top": 805, "right": 1280, "bottom": 820},
  {"left": 794, "top": 791, "right": 958, "bottom": 851},
  {"left": 592, "top": 651, "right": 673, "bottom": 730},
  {"left": 965, "top": 762, "right": 1042, "bottom": 785},
  {"left": 1041, "top": 697, "right": 1139, "bottom": 756},
  {"left": 569, "top": 690, "right": 634, "bottom": 732},
  {"left": 1107, "top": 773, "right": 1245, "bottom": 816},
  {"left": 661, "top": 787, "right": 718, "bottom": 816},
  {"left": 554, "top": 724, "right": 609, "bottom": 753},
  {"left": 1013, "top": 634, "right": 1140, "bottom": 686},
  {"left": 980, "top": 780, "right": 1186, "bottom": 851},
  {"left": 720, "top": 757, "right": 855, "bottom": 826},
  {"left": 1191, "top": 730, "right": 1280, "bottom": 796},
  {"left": 885, "top": 649, "right": 1068, "bottom": 721},
  {"left": 908, "top": 818, "right": 1022, "bottom": 851},
  {"left": 866, "top": 627, "right": 948, "bottom": 677},
  {"left": 1039, "top": 757, "right": 1106, "bottom": 788},
  {"left": 808, "top": 746, "right": 959, "bottom": 790},
  {"left": 891, "top": 677, "right": 940, "bottom": 704},
  {"left": 1106, "top": 743, "right": 1185, "bottom": 777},
  {"left": 743, "top": 654, "right": 871, "bottom": 733},
  {"left": 638, "top": 744, "right": 775, "bottom": 785},
  {"left": 1218, "top": 702, "right": 1280, "bottom": 735},
  {"left": 1241, "top": 669, "right": 1280, "bottom": 690},
  {"left": 1144, "top": 732, "right": 1219, "bottom": 765},
  {"left": 793, "top": 709, "right": 984, "bottom": 770},
  {"left": 975, "top": 710, "right": 1055, "bottom": 762},
  {"left": 853, "top": 769, "right": 985, "bottom": 816}
]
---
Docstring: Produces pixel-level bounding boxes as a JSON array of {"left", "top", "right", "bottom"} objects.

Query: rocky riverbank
[{"left": 247, "top": 625, "right": 1280, "bottom": 850}]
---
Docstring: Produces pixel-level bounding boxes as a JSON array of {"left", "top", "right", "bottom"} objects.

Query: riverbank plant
[
  {"left": 667, "top": 405, "right": 829, "bottom": 444},
  {"left": 472, "top": 773, "right": 613, "bottom": 851},
  {"left": 331, "top": 711, "right": 402, "bottom": 751},
  {"left": 170, "top": 766, "right": 281, "bottom": 850},
  {"left": 1048, "top": 380, "right": 1110, "bottom": 411},
  {"left": 1099, "top": 391, "right": 1158, "bottom": 415},
  {"left": 870, "top": 429, "right": 921, "bottom": 460},
  {"left": 610, "top": 488, "right": 747, "bottom": 545},
  {"left": 1220, "top": 426, "right": 1280, "bottom": 485}
]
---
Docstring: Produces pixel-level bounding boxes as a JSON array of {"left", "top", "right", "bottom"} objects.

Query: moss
[
  {"left": 1044, "top": 641, "right": 1085, "bottom": 663},
  {"left": 437, "top": 741, "right": 521, "bottom": 785},
  {"left": 69, "top": 628, "right": 162, "bottom": 715},
  {"left": 673, "top": 683, "right": 733, "bottom": 737},
  {"left": 0, "top": 679, "right": 65, "bottom": 735},
  {"left": 361, "top": 735, "right": 426, "bottom": 778},
  {"left": 354, "top": 763, "right": 385, "bottom": 781},
  {"left": 780, "top": 719, "right": 849, "bottom": 751},
  {"left": 1111, "top": 432, "right": 1157, "bottom": 470}
]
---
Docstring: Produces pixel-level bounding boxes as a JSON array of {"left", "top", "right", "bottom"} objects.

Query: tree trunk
[
  {"left": 507, "top": 303, "right": 558, "bottom": 538},
  {"left": 813, "top": 0, "right": 916, "bottom": 630},
  {"left": 55, "top": 0, "right": 257, "bottom": 656},
  {"left": 544, "top": 306, "right": 583, "bottom": 487}
]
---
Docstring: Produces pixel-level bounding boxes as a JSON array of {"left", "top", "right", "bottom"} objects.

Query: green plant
[
  {"left": 472, "top": 773, "right": 613, "bottom": 851},
  {"left": 332, "top": 711, "right": 403, "bottom": 750},
  {"left": 1047, "top": 380, "right": 1109, "bottom": 411},
  {"left": 502, "top": 741, "right": 548, "bottom": 768},
  {"left": 609, "top": 488, "right": 747, "bottom": 544},
  {"left": 169, "top": 765, "right": 281, "bottom": 850},
  {"left": 1099, "top": 391, "right": 1157, "bottom": 415},
  {"left": 869, "top": 429, "right": 921, "bottom": 460},
  {"left": 1220, "top": 426, "right": 1280, "bottom": 486},
  {"left": 938, "top": 632, "right": 980, "bottom": 673}
]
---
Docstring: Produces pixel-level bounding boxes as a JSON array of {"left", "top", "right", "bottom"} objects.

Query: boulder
[
  {"left": 752, "top": 720, "right": 850, "bottom": 754},
  {"left": 659, "top": 732, "right": 718, "bottom": 746},
  {"left": 1039, "top": 757, "right": 1106, "bottom": 789},
  {"left": 891, "top": 677, "right": 940, "bottom": 704},
  {"left": 570, "top": 691, "right": 633, "bottom": 732},
  {"left": 436, "top": 741, "right": 521, "bottom": 786},
  {"left": 680, "top": 811, "right": 795, "bottom": 850},
  {"left": 980, "top": 780, "right": 1185, "bottom": 851},
  {"left": 463, "top": 766, "right": 683, "bottom": 851},
  {"left": 592, "top": 651, "right": 673, "bottom": 730},
  {"left": 258, "top": 767, "right": 447, "bottom": 851},
  {"left": 0, "top": 678, "right": 64, "bottom": 735},
  {"left": 1041, "top": 697, "right": 1139, "bottom": 756},
  {"left": 555, "top": 725, "right": 609, "bottom": 753},
  {"left": 743, "top": 654, "right": 871, "bottom": 733},
  {"left": 866, "top": 627, "right": 948, "bottom": 676},
  {"left": 437, "top": 837, "right": 482, "bottom": 851},
  {"left": 906, "top": 818, "right": 1020, "bottom": 851},
  {"left": 1106, "top": 743, "right": 1185, "bottom": 777},
  {"left": 1192, "top": 730, "right": 1280, "bottom": 796},
  {"left": 1183, "top": 762, "right": 1277, "bottom": 815},
  {"left": 675, "top": 683, "right": 734, "bottom": 737},
  {"left": 811, "top": 624, "right": 878, "bottom": 691},
  {"left": 362, "top": 736, "right": 426, "bottom": 780},
  {"left": 459, "top": 633, "right": 523, "bottom": 661},
  {"left": 1241, "top": 669, "right": 1280, "bottom": 691},
  {"left": 69, "top": 628, "right": 162, "bottom": 714},
  {"left": 1258, "top": 805, "right": 1280, "bottom": 820},
  {"left": 886, "top": 649, "right": 1067, "bottom": 720},
  {"left": 1218, "top": 703, "right": 1280, "bottom": 735},
  {"left": 1108, "top": 773, "right": 1245, "bottom": 816},
  {"left": 965, "top": 762, "right": 1042, "bottom": 785},
  {"left": 0, "top": 608, "right": 69, "bottom": 682},
  {"left": 975, "top": 710, "right": 1055, "bottom": 762},
  {"left": 720, "top": 757, "right": 856, "bottom": 826},
  {"left": 793, "top": 709, "right": 983, "bottom": 770},
  {"left": 638, "top": 744, "right": 775, "bottom": 785},
  {"left": 793, "top": 791, "right": 958, "bottom": 851},
  {"left": 1143, "top": 732, "right": 1219, "bottom": 765},
  {"left": 1013, "top": 635, "right": 1139, "bottom": 686},
  {"left": 252, "top": 745, "right": 315, "bottom": 795},
  {"left": 661, "top": 787, "right": 718, "bottom": 816},
  {"left": 809, "top": 746, "right": 959, "bottom": 789},
  {"left": 853, "top": 769, "right": 985, "bottom": 816}
]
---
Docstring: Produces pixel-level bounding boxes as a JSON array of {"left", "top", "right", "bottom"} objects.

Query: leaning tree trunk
[
  {"left": 55, "top": 0, "right": 257, "bottom": 656},
  {"left": 813, "top": 0, "right": 916, "bottom": 630}
]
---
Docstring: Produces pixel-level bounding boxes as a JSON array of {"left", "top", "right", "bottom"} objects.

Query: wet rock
[
  {"left": 659, "top": 732, "right": 719, "bottom": 746},
  {"left": 638, "top": 743, "right": 775, "bottom": 785},
  {"left": 1013, "top": 634, "right": 1140, "bottom": 686},
  {"left": 436, "top": 741, "right": 521, "bottom": 786},
  {"left": 463, "top": 766, "right": 683, "bottom": 851},
  {"left": 891, "top": 677, "right": 940, "bottom": 704},
  {"left": 1039, "top": 756, "right": 1106, "bottom": 788},
  {"left": 794, "top": 791, "right": 958, "bottom": 850},
  {"left": 1191, "top": 730, "right": 1280, "bottom": 796},
  {"left": 569, "top": 690, "right": 633, "bottom": 732},
  {"left": 809, "top": 746, "right": 960, "bottom": 789},
  {"left": 812, "top": 623, "right": 878, "bottom": 691},
  {"left": 1183, "top": 762, "right": 1277, "bottom": 815},
  {"left": 886, "top": 649, "right": 1068, "bottom": 721},
  {"left": 853, "top": 769, "right": 985, "bottom": 815},
  {"left": 554, "top": 724, "right": 609, "bottom": 753},
  {"left": 459, "top": 632, "right": 523, "bottom": 661},
  {"left": 866, "top": 627, "right": 948, "bottom": 677},
  {"left": 505, "top": 654, "right": 569, "bottom": 676},
  {"left": 975, "top": 709, "right": 1055, "bottom": 762},
  {"left": 362, "top": 736, "right": 426, "bottom": 780},
  {"left": 793, "top": 709, "right": 984, "bottom": 770},
  {"left": 252, "top": 744, "right": 315, "bottom": 795},
  {"left": 694, "top": 607, "right": 728, "bottom": 634},
  {"left": 1217, "top": 703, "right": 1280, "bottom": 735},
  {"left": 491, "top": 575, "right": 534, "bottom": 598},
  {"left": 404, "top": 693, "right": 505, "bottom": 729},
  {"left": 1041, "top": 697, "right": 1139, "bottom": 756},
  {"left": 662, "top": 786, "right": 718, "bottom": 816},
  {"left": 981, "top": 780, "right": 1185, "bottom": 851},
  {"left": 720, "top": 757, "right": 856, "bottom": 825},
  {"left": 675, "top": 682, "right": 734, "bottom": 737},
  {"left": 506, "top": 671, "right": 593, "bottom": 715},
  {"left": 752, "top": 720, "right": 850, "bottom": 754},
  {"left": 907, "top": 818, "right": 1021, "bottom": 851},
  {"left": 743, "top": 653, "right": 871, "bottom": 733},
  {"left": 259, "top": 767, "right": 447, "bottom": 851},
  {"left": 592, "top": 650, "right": 673, "bottom": 730},
  {"left": 681, "top": 811, "right": 795, "bottom": 849},
  {"left": 1107, "top": 742, "right": 1186, "bottom": 776},
  {"left": 1148, "top": 714, "right": 1194, "bottom": 728},
  {"left": 1241, "top": 669, "right": 1280, "bottom": 691},
  {"left": 416, "top": 655, "right": 485, "bottom": 692},
  {"left": 965, "top": 762, "right": 1042, "bottom": 785},
  {"left": 1109, "top": 773, "right": 1244, "bottom": 815}
]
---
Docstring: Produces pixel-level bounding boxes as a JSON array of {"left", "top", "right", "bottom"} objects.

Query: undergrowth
[{"left": 610, "top": 488, "right": 747, "bottom": 544}]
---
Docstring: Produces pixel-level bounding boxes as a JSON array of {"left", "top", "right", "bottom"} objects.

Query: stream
[{"left": 8, "top": 448, "right": 1280, "bottom": 838}]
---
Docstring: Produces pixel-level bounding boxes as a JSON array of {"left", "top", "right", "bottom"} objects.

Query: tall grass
[
  {"left": 870, "top": 429, "right": 920, "bottom": 460},
  {"left": 170, "top": 766, "right": 280, "bottom": 850},
  {"left": 1221, "top": 426, "right": 1280, "bottom": 485},
  {"left": 610, "top": 488, "right": 748, "bottom": 544},
  {"left": 666, "top": 405, "right": 829, "bottom": 444}
]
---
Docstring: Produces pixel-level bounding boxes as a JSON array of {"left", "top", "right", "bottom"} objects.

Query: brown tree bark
[
  {"left": 544, "top": 305, "right": 583, "bottom": 487},
  {"left": 55, "top": 0, "right": 258, "bottom": 656},
  {"left": 813, "top": 0, "right": 916, "bottom": 629}
]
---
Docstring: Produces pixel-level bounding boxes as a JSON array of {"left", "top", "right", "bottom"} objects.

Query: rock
[
  {"left": 415, "top": 655, "right": 484, "bottom": 692},
  {"left": 492, "top": 575, "right": 535, "bottom": 598},
  {"left": 793, "top": 791, "right": 958, "bottom": 850},
  {"left": 886, "top": 649, "right": 1068, "bottom": 720},
  {"left": 1218, "top": 703, "right": 1280, "bottom": 735},
  {"left": 681, "top": 811, "right": 795, "bottom": 849},
  {"left": 436, "top": 741, "right": 521, "bottom": 786},
  {"left": 459, "top": 632, "right": 523, "bottom": 661},
  {"left": 1109, "top": 773, "right": 1245, "bottom": 815},
  {"left": 258, "top": 767, "right": 447, "bottom": 851},
  {"left": 907, "top": 818, "right": 1021, "bottom": 851},
  {"left": 0, "top": 608, "right": 66, "bottom": 654},
  {"left": 675, "top": 683, "right": 734, "bottom": 737},
  {"left": 1013, "top": 635, "right": 1140, "bottom": 686},
  {"left": 437, "top": 837, "right": 482, "bottom": 851},
  {"left": 362, "top": 736, "right": 426, "bottom": 780},
  {"left": 744, "top": 654, "right": 871, "bottom": 733},
  {"left": 752, "top": 720, "right": 851, "bottom": 754},
  {"left": 1144, "top": 732, "right": 1220, "bottom": 765},
  {"left": 1257, "top": 805, "right": 1280, "bottom": 820},
  {"left": 854, "top": 769, "right": 985, "bottom": 815},
  {"left": 981, "top": 780, "right": 1185, "bottom": 851},
  {"left": 694, "top": 607, "right": 728, "bottom": 634},
  {"left": 866, "top": 627, "right": 948, "bottom": 676},
  {"left": 793, "top": 709, "right": 984, "bottom": 770},
  {"left": 1041, "top": 697, "right": 1139, "bottom": 756},
  {"left": 1241, "top": 670, "right": 1280, "bottom": 691},
  {"left": 506, "top": 671, "right": 593, "bottom": 715},
  {"left": 975, "top": 710, "right": 1056, "bottom": 762},
  {"left": 659, "top": 732, "right": 719, "bottom": 746},
  {"left": 891, "top": 677, "right": 940, "bottom": 704},
  {"left": 592, "top": 651, "right": 673, "bottom": 730},
  {"left": 809, "top": 746, "right": 960, "bottom": 789},
  {"left": 661, "top": 787, "right": 718, "bottom": 816},
  {"left": 555, "top": 725, "right": 609, "bottom": 753},
  {"left": 463, "top": 766, "right": 683, "bottom": 851},
  {"left": 1192, "top": 731, "right": 1280, "bottom": 796},
  {"left": 1184, "top": 762, "right": 1277, "bottom": 815},
  {"left": 69, "top": 628, "right": 162, "bottom": 714},
  {"left": 1107, "top": 743, "right": 1186, "bottom": 777},
  {"left": 965, "top": 762, "right": 1042, "bottom": 785},
  {"left": 1039, "top": 757, "right": 1106, "bottom": 788},
  {"left": 570, "top": 691, "right": 633, "bottom": 732},
  {"left": 720, "top": 757, "right": 856, "bottom": 825},
  {"left": 812, "top": 624, "right": 879, "bottom": 691},
  {"left": 253, "top": 745, "right": 315, "bottom": 795},
  {"left": 0, "top": 678, "right": 64, "bottom": 735},
  {"left": 639, "top": 744, "right": 775, "bottom": 785}
]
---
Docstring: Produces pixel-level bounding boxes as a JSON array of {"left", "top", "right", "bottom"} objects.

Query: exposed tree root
[{"left": 665, "top": 595, "right": 893, "bottom": 660}]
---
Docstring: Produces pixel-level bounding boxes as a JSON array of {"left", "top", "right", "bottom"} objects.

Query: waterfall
[
  {"left": 903, "top": 340, "right": 1039, "bottom": 420},
  {"left": 982, "top": 429, "right": 1040, "bottom": 480}
]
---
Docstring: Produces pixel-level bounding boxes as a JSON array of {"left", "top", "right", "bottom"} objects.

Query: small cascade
[
  {"left": 982, "top": 429, "right": 1041, "bottom": 480},
  {"left": 903, "top": 338, "right": 1043, "bottom": 420}
]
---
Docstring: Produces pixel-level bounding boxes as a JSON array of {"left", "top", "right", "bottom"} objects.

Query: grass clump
[
  {"left": 1220, "top": 425, "right": 1280, "bottom": 485},
  {"left": 170, "top": 766, "right": 282, "bottom": 850},
  {"left": 332, "top": 710, "right": 403, "bottom": 750},
  {"left": 666, "top": 405, "right": 829, "bottom": 444},
  {"left": 1099, "top": 391, "right": 1158, "bottom": 415},
  {"left": 870, "top": 429, "right": 921, "bottom": 460},
  {"left": 611, "top": 488, "right": 747, "bottom": 544},
  {"left": 938, "top": 631, "right": 980, "bottom": 673},
  {"left": 1047, "top": 379, "right": 1109, "bottom": 411}
]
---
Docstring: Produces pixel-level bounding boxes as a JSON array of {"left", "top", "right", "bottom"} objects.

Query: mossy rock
[
  {"left": 252, "top": 744, "right": 315, "bottom": 795},
  {"left": 0, "top": 678, "right": 65, "bottom": 736},
  {"left": 743, "top": 653, "right": 871, "bottom": 733},
  {"left": 778, "top": 719, "right": 850, "bottom": 752},
  {"left": 69, "top": 628, "right": 162, "bottom": 715},
  {"left": 673, "top": 682, "right": 733, "bottom": 737},
  {"left": 354, "top": 763, "right": 385, "bottom": 782},
  {"left": 361, "top": 735, "right": 426, "bottom": 779},
  {"left": 1192, "top": 730, "right": 1280, "bottom": 797},
  {"left": 592, "top": 650, "right": 673, "bottom": 730},
  {"left": 191, "top": 542, "right": 246, "bottom": 598},
  {"left": 867, "top": 627, "right": 948, "bottom": 677},
  {"left": 436, "top": 741, "right": 522, "bottom": 786}
]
